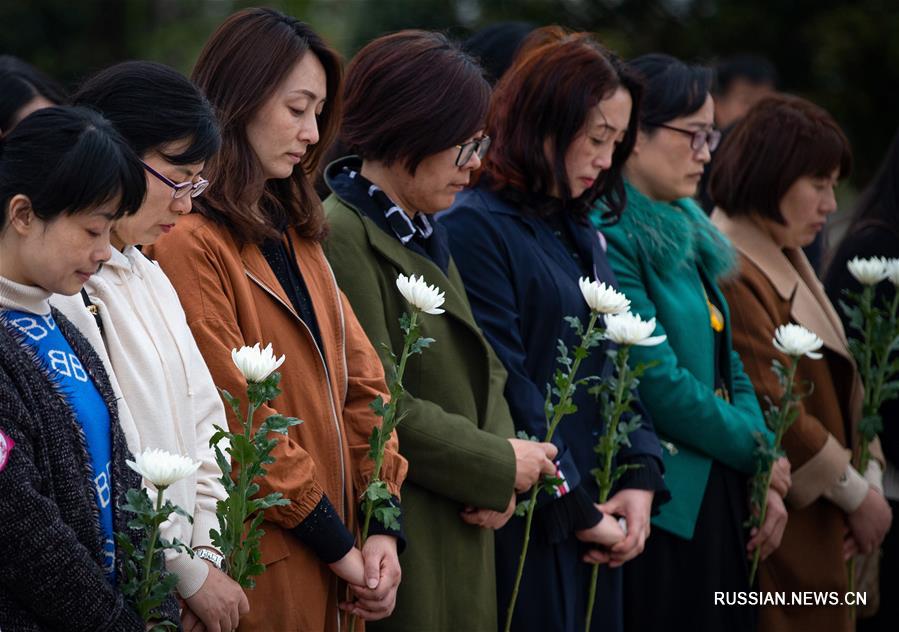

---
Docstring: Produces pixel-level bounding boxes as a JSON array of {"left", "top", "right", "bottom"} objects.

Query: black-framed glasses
[
  {"left": 649, "top": 123, "right": 721, "bottom": 153},
  {"left": 142, "top": 161, "right": 210, "bottom": 199},
  {"left": 455, "top": 136, "right": 491, "bottom": 167}
]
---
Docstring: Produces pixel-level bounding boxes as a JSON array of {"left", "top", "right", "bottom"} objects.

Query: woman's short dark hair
[
  {"left": 629, "top": 53, "right": 712, "bottom": 130},
  {"left": 192, "top": 8, "right": 343, "bottom": 243},
  {"left": 0, "top": 55, "right": 66, "bottom": 131},
  {"left": 72, "top": 61, "right": 220, "bottom": 164},
  {"left": 0, "top": 106, "right": 146, "bottom": 225},
  {"left": 709, "top": 94, "right": 852, "bottom": 222},
  {"left": 342, "top": 30, "right": 491, "bottom": 175},
  {"left": 482, "top": 26, "right": 643, "bottom": 222}
]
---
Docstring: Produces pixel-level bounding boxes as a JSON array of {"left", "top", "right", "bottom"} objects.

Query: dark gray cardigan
[{"left": 0, "top": 308, "right": 179, "bottom": 631}]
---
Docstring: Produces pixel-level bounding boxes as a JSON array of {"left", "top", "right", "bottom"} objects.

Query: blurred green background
[{"left": 2, "top": 0, "right": 897, "bottom": 190}]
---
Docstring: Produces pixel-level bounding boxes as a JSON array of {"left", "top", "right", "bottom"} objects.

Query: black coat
[
  {"left": 442, "top": 186, "right": 667, "bottom": 632},
  {"left": 0, "top": 308, "right": 179, "bottom": 631},
  {"left": 824, "top": 223, "right": 899, "bottom": 467}
]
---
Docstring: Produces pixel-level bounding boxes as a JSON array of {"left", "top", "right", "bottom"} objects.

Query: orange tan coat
[{"left": 147, "top": 213, "right": 407, "bottom": 632}]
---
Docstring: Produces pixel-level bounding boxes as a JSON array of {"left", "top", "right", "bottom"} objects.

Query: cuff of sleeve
[
  {"left": 786, "top": 434, "right": 852, "bottom": 509},
  {"left": 823, "top": 465, "right": 870, "bottom": 513},
  {"left": 190, "top": 512, "right": 221, "bottom": 551},
  {"left": 168, "top": 551, "right": 210, "bottom": 599},
  {"left": 535, "top": 486, "right": 602, "bottom": 545},
  {"left": 615, "top": 455, "right": 670, "bottom": 515},
  {"left": 864, "top": 459, "right": 884, "bottom": 495},
  {"left": 361, "top": 497, "right": 407, "bottom": 554},
  {"left": 290, "top": 495, "right": 356, "bottom": 564}
]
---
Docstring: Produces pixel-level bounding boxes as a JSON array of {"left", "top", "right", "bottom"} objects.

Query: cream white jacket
[{"left": 53, "top": 245, "right": 227, "bottom": 598}]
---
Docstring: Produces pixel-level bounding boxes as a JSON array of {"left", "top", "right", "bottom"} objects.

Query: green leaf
[
  {"left": 410, "top": 337, "right": 435, "bottom": 354},
  {"left": 229, "top": 434, "right": 257, "bottom": 466},
  {"left": 373, "top": 504, "right": 402, "bottom": 532},
  {"left": 513, "top": 500, "right": 532, "bottom": 517}
]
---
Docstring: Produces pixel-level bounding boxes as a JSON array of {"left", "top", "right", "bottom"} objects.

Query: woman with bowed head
[
  {"left": 824, "top": 127, "right": 899, "bottom": 631},
  {"left": 50, "top": 61, "right": 250, "bottom": 632},
  {"left": 593, "top": 54, "right": 789, "bottom": 631},
  {"left": 145, "top": 8, "right": 408, "bottom": 631},
  {"left": 443, "top": 27, "right": 669, "bottom": 632},
  {"left": 0, "top": 106, "right": 177, "bottom": 629},
  {"left": 322, "top": 30, "right": 558, "bottom": 632},
  {"left": 709, "top": 94, "right": 890, "bottom": 631}
]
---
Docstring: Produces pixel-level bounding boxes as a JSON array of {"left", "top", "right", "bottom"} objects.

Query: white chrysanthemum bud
[
  {"left": 772, "top": 323, "right": 823, "bottom": 359},
  {"left": 231, "top": 343, "right": 286, "bottom": 383},
  {"left": 127, "top": 448, "right": 201, "bottom": 489},
  {"left": 603, "top": 311, "right": 667, "bottom": 347},
  {"left": 847, "top": 256, "right": 888, "bottom": 286},
  {"left": 578, "top": 277, "right": 630, "bottom": 315},
  {"left": 396, "top": 273, "right": 445, "bottom": 315}
]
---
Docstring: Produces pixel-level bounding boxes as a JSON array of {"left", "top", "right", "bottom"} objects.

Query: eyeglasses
[
  {"left": 455, "top": 136, "right": 491, "bottom": 167},
  {"left": 142, "top": 161, "right": 210, "bottom": 199},
  {"left": 649, "top": 123, "right": 721, "bottom": 153}
]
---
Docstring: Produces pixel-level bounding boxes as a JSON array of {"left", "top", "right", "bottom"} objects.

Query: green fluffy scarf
[{"left": 609, "top": 181, "right": 737, "bottom": 281}]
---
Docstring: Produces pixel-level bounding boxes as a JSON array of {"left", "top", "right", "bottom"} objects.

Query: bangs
[
  {"left": 49, "top": 122, "right": 146, "bottom": 219},
  {"left": 802, "top": 122, "right": 853, "bottom": 179}
]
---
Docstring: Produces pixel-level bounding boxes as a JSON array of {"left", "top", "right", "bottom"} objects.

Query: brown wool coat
[
  {"left": 146, "top": 213, "right": 407, "bottom": 632},
  {"left": 713, "top": 211, "right": 883, "bottom": 632}
]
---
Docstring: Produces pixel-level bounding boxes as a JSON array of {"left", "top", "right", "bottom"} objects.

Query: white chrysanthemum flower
[
  {"left": 847, "top": 256, "right": 888, "bottom": 286},
  {"left": 773, "top": 323, "right": 823, "bottom": 360},
  {"left": 231, "top": 343, "right": 286, "bottom": 383},
  {"left": 127, "top": 448, "right": 201, "bottom": 489},
  {"left": 578, "top": 277, "right": 631, "bottom": 315},
  {"left": 396, "top": 274, "right": 445, "bottom": 315},
  {"left": 603, "top": 311, "right": 667, "bottom": 347},
  {"left": 885, "top": 258, "right": 899, "bottom": 287}
]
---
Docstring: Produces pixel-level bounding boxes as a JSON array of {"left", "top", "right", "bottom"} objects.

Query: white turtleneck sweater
[{"left": 52, "top": 246, "right": 227, "bottom": 598}]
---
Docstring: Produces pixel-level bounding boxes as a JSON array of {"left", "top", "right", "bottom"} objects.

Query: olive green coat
[{"left": 323, "top": 190, "right": 517, "bottom": 632}]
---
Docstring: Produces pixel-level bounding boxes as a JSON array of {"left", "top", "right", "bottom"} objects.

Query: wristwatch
[{"left": 195, "top": 548, "right": 226, "bottom": 571}]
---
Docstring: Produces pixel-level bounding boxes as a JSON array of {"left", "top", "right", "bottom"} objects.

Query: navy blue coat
[{"left": 442, "top": 185, "right": 666, "bottom": 632}]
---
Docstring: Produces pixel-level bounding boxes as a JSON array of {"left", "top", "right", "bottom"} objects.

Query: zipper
[{"left": 244, "top": 269, "right": 347, "bottom": 524}]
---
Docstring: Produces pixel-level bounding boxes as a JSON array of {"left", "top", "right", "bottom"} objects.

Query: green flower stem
[
  {"left": 138, "top": 486, "right": 167, "bottom": 621},
  {"left": 859, "top": 288, "right": 876, "bottom": 471},
  {"left": 360, "top": 309, "right": 418, "bottom": 542},
  {"left": 504, "top": 312, "right": 600, "bottom": 632},
  {"left": 351, "top": 310, "right": 420, "bottom": 632},
  {"left": 749, "top": 358, "right": 799, "bottom": 585},
  {"left": 584, "top": 346, "right": 630, "bottom": 632},
  {"left": 228, "top": 400, "right": 256, "bottom": 585}
]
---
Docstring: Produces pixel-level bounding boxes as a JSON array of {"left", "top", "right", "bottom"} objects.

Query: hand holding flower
[
  {"left": 341, "top": 536, "right": 401, "bottom": 621},
  {"left": 768, "top": 456, "right": 791, "bottom": 498},
  {"left": 329, "top": 547, "right": 366, "bottom": 586},
  {"left": 460, "top": 495, "right": 516, "bottom": 530},
  {"left": 747, "top": 488, "right": 787, "bottom": 562},
  {"left": 576, "top": 511, "right": 627, "bottom": 549},
  {"left": 601, "top": 488, "right": 654, "bottom": 568},
  {"left": 847, "top": 487, "right": 892, "bottom": 554},
  {"left": 507, "top": 438, "right": 558, "bottom": 492}
]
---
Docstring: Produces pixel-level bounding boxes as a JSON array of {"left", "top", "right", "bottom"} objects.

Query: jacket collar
[
  {"left": 610, "top": 180, "right": 738, "bottom": 281},
  {"left": 711, "top": 209, "right": 852, "bottom": 362},
  {"left": 327, "top": 186, "right": 485, "bottom": 338},
  {"left": 0, "top": 275, "right": 52, "bottom": 314},
  {"left": 460, "top": 186, "right": 601, "bottom": 281},
  {"left": 239, "top": 234, "right": 300, "bottom": 321}
]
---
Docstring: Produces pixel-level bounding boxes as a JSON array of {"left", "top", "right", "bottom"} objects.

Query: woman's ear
[
  {"left": 631, "top": 129, "right": 650, "bottom": 156},
  {"left": 6, "top": 194, "right": 36, "bottom": 236}
]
